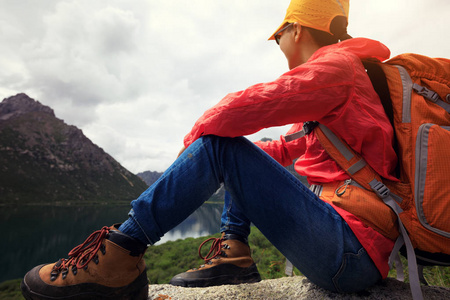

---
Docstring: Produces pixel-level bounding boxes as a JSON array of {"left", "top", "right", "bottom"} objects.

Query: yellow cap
[{"left": 269, "top": 0, "right": 349, "bottom": 40}]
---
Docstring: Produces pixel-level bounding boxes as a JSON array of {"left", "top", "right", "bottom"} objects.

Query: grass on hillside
[
  {"left": 0, "top": 280, "right": 22, "bottom": 300},
  {"left": 1, "top": 228, "right": 449, "bottom": 300}
]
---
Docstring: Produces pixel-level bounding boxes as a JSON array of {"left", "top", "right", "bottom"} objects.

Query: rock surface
[{"left": 147, "top": 276, "right": 450, "bottom": 300}]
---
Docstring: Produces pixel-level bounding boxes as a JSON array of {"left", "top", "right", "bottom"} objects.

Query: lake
[{"left": 1, "top": 202, "right": 223, "bottom": 283}]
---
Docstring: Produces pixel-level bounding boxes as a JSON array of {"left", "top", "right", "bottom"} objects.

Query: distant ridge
[
  {"left": 0, "top": 93, "right": 148, "bottom": 204},
  {"left": 137, "top": 170, "right": 163, "bottom": 186}
]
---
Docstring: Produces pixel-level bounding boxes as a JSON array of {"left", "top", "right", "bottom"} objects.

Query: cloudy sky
[{"left": 1, "top": 0, "right": 449, "bottom": 174}]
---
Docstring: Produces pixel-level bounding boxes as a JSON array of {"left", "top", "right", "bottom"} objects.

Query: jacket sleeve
[{"left": 183, "top": 51, "right": 355, "bottom": 148}]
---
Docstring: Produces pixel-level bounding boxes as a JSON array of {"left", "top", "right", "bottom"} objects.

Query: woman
[{"left": 21, "top": 1, "right": 398, "bottom": 299}]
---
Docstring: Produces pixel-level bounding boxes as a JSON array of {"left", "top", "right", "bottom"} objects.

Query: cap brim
[{"left": 268, "top": 21, "right": 288, "bottom": 40}]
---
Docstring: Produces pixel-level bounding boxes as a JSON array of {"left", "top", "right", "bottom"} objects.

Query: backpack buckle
[
  {"left": 303, "top": 121, "right": 319, "bottom": 135},
  {"left": 412, "top": 83, "right": 441, "bottom": 102},
  {"left": 370, "top": 180, "right": 390, "bottom": 199}
]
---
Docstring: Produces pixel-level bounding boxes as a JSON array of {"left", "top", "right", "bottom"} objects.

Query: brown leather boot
[
  {"left": 169, "top": 233, "right": 261, "bottom": 287},
  {"left": 21, "top": 224, "right": 148, "bottom": 300}
]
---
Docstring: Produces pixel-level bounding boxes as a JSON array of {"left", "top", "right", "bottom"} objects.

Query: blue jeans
[{"left": 128, "top": 135, "right": 381, "bottom": 293}]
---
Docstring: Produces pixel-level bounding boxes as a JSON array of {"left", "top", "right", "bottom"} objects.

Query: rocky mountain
[
  {"left": 0, "top": 93, "right": 148, "bottom": 204},
  {"left": 137, "top": 170, "right": 163, "bottom": 186}
]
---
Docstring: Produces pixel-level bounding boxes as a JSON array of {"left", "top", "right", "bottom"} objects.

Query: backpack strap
[
  {"left": 284, "top": 121, "right": 318, "bottom": 142},
  {"left": 313, "top": 123, "right": 383, "bottom": 192},
  {"left": 412, "top": 83, "right": 450, "bottom": 113},
  {"left": 362, "top": 60, "right": 400, "bottom": 178},
  {"left": 313, "top": 123, "right": 424, "bottom": 300},
  {"left": 362, "top": 60, "right": 395, "bottom": 127}
]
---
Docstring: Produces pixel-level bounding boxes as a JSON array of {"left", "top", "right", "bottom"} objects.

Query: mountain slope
[
  {"left": 136, "top": 170, "right": 163, "bottom": 186},
  {"left": 0, "top": 93, "right": 148, "bottom": 204}
]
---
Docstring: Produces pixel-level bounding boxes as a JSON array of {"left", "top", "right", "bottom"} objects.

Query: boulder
[{"left": 147, "top": 276, "right": 450, "bottom": 300}]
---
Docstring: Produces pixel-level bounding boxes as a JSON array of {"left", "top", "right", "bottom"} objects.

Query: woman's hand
[{"left": 177, "top": 146, "right": 186, "bottom": 158}]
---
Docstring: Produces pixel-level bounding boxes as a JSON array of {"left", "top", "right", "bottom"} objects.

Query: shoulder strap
[
  {"left": 362, "top": 60, "right": 395, "bottom": 127},
  {"left": 313, "top": 123, "right": 383, "bottom": 192},
  {"left": 362, "top": 60, "right": 400, "bottom": 178},
  {"left": 314, "top": 123, "right": 424, "bottom": 300}
]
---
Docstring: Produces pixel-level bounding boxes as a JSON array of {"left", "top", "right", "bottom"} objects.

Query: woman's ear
[{"left": 293, "top": 23, "right": 302, "bottom": 43}]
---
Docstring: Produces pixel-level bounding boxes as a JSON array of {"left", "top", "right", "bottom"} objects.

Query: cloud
[
  {"left": 1, "top": 0, "right": 449, "bottom": 173},
  {"left": 20, "top": 1, "right": 142, "bottom": 111},
  {"left": 349, "top": 0, "right": 450, "bottom": 57}
]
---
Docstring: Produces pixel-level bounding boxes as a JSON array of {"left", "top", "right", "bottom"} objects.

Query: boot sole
[
  {"left": 21, "top": 267, "right": 149, "bottom": 300},
  {"left": 170, "top": 263, "right": 262, "bottom": 287}
]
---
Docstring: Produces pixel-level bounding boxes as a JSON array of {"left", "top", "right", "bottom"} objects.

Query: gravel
[{"left": 147, "top": 276, "right": 450, "bottom": 299}]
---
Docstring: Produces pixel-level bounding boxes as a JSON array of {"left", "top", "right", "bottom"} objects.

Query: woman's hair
[
  {"left": 305, "top": 16, "right": 352, "bottom": 47},
  {"left": 304, "top": 27, "right": 339, "bottom": 47}
]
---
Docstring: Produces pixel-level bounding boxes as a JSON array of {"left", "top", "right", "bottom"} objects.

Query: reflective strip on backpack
[
  {"left": 284, "top": 130, "right": 306, "bottom": 142},
  {"left": 346, "top": 159, "right": 367, "bottom": 175},
  {"left": 396, "top": 65, "right": 413, "bottom": 123},
  {"left": 396, "top": 65, "right": 450, "bottom": 120},
  {"left": 318, "top": 124, "right": 354, "bottom": 160},
  {"left": 415, "top": 124, "right": 450, "bottom": 238}
]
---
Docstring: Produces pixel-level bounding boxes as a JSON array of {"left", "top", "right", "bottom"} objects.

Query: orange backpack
[{"left": 300, "top": 54, "right": 450, "bottom": 299}]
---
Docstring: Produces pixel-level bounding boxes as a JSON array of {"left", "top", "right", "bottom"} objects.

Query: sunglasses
[{"left": 274, "top": 23, "right": 293, "bottom": 45}]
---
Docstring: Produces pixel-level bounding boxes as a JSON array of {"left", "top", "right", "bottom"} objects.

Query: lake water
[{"left": 1, "top": 202, "right": 223, "bottom": 283}]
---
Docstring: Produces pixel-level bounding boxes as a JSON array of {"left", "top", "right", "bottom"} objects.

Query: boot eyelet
[
  {"left": 50, "top": 270, "right": 60, "bottom": 281},
  {"left": 72, "top": 266, "right": 78, "bottom": 275},
  {"left": 61, "top": 268, "right": 69, "bottom": 280},
  {"left": 54, "top": 259, "right": 63, "bottom": 268}
]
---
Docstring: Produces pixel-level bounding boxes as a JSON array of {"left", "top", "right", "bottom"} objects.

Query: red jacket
[
  {"left": 184, "top": 38, "right": 397, "bottom": 277},
  {"left": 184, "top": 38, "right": 397, "bottom": 184}
]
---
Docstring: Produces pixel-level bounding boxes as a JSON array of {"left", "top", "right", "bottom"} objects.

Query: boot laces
[
  {"left": 198, "top": 237, "right": 228, "bottom": 264},
  {"left": 50, "top": 226, "right": 110, "bottom": 280}
]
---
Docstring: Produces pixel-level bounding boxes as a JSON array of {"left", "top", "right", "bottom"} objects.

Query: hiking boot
[
  {"left": 21, "top": 224, "right": 148, "bottom": 300},
  {"left": 169, "top": 233, "right": 261, "bottom": 287}
]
